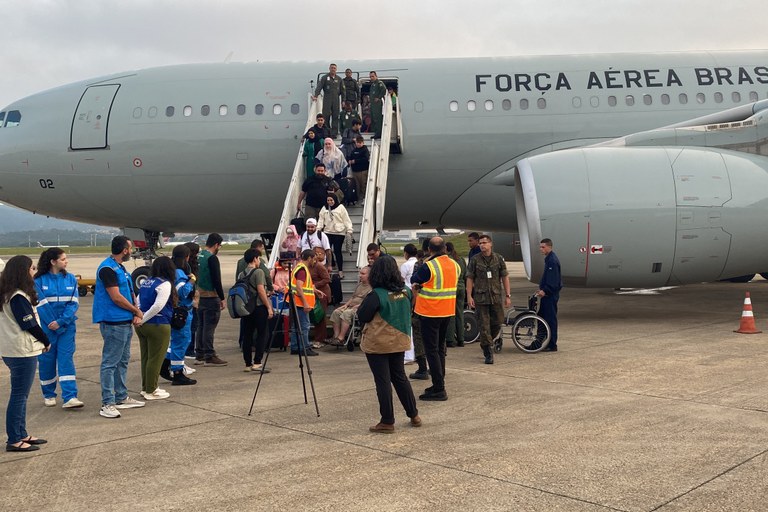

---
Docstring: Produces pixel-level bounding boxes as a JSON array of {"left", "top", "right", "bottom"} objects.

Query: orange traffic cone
[{"left": 734, "top": 292, "right": 762, "bottom": 334}]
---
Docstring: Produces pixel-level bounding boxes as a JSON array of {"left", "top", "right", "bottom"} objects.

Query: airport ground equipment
[{"left": 493, "top": 294, "right": 551, "bottom": 353}]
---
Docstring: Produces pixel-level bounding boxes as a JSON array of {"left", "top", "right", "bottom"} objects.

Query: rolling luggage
[{"left": 330, "top": 272, "right": 343, "bottom": 306}]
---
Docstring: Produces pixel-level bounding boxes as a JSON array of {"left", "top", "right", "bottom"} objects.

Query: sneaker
[
  {"left": 99, "top": 404, "right": 121, "bottom": 418},
  {"left": 251, "top": 364, "right": 271, "bottom": 373},
  {"left": 159, "top": 358, "right": 172, "bottom": 381},
  {"left": 204, "top": 355, "right": 228, "bottom": 366},
  {"left": 183, "top": 364, "right": 197, "bottom": 375},
  {"left": 419, "top": 389, "right": 448, "bottom": 401},
  {"left": 115, "top": 397, "right": 146, "bottom": 409},
  {"left": 43, "top": 397, "right": 57, "bottom": 407},
  {"left": 62, "top": 398, "right": 84, "bottom": 409},
  {"left": 409, "top": 370, "right": 429, "bottom": 380},
  {"left": 172, "top": 371, "right": 197, "bottom": 386},
  {"left": 140, "top": 389, "right": 170, "bottom": 400},
  {"left": 193, "top": 357, "right": 205, "bottom": 366}
]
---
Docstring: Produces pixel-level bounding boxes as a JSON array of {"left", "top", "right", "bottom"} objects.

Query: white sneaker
[
  {"left": 115, "top": 397, "right": 146, "bottom": 409},
  {"left": 99, "top": 404, "right": 121, "bottom": 418},
  {"left": 183, "top": 364, "right": 196, "bottom": 375},
  {"left": 43, "top": 397, "right": 57, "bottom": 407},
  {"left": 62, "top": 397, "right": 84, "bottom": 409},
  {"left": 140, "top": 389, "right": 170, "bottom": 400}
]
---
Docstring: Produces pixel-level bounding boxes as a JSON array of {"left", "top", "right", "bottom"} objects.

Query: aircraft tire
[
  {"left": 131, "top": 266, "right": 151, "bottom": 294},
  {"left": 78, "top": 286, "right": 88, "bottom": 297},
  {"left": 723, "top": 274, "right": 756, "bottom": 283}
]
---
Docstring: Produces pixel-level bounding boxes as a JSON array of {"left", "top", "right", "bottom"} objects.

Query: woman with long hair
[
  {"left": 183, "top": 242, "right": 200, "bottom": 358},
  {"left": 356, "top": 255, "right": 421, "bottom": 433},
  {"left": 34, "top": 247, "right": 83, "bottom": 408},
  {"left": 0, "top": 255, "right": 50, "bottom": 451},
  {"left": 160, "top": 245, "right": 197, "bottom": 385},
  {"left": 135, "top": 256, "right": 178, "bottom": 400},
  {"left": 317, "top": 194, "right": 353, "bottom": 278}
]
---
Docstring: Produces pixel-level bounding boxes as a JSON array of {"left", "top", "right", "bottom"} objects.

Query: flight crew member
[
  {"left": 536, "top": 238, "right": 562, "bottom": 352},
  {"left": 466, "top": 234, "right": 511, "bottom": 364},
  {"left": 341, "top": 68, "right": 361, "bottom": 110},
  {"left": 339, "top": 101, "right": 361, "bottom": 134},
  {"left": 94, "top": 236, "right": 145, "bottom": 419},
  {"left": 368, "top": 71, "right": 387, "bottom": 139},
  {"left": 410, "top": 237, "right": 460, "bottom": 401},
  {"left": 288, "top": 250, "right": 321, "bottom": 356},
  {"left": 195, "top": 233, "right": 228, "bottom": 366},
  {"left": 34, "top": 248, "right": 83, "bottom": 409},
  {"left": 313, "top": 63, "right": 343, "bottom": 138}
]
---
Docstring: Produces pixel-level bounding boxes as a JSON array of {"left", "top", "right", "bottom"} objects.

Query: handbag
[
  {"left": 170, "top": 306, "right": 189, "bottom": 330},
  {"left": 308, "top": 301, "right": 325, "bottom": 325}
]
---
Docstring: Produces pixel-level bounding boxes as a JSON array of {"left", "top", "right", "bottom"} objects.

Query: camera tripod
[{"left": 248, "top": 259, "right": 320, "bottom": 417}]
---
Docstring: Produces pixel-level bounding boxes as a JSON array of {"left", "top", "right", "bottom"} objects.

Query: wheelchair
[
  {"left": 340, "top": 313, "right": 363, "bottom": 352},
  {"left": 494, "top": 294, "right": 551, "bottom": 353}
]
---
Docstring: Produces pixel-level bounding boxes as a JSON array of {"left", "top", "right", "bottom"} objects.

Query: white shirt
[
  {"left": 300, "top": 230, "right": 331, "bottom": 251},
  {"left": 400, "top": 257, "right": 418, "bottom": 289}
]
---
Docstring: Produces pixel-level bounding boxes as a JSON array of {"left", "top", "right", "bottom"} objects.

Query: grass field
[{"left": 0, "top": 245, "right": 249, "bottom": 257}]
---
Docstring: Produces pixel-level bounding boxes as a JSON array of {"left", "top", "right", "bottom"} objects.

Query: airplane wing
[{"left": 507, "top": 99, "right": 768, "bottom": 288}]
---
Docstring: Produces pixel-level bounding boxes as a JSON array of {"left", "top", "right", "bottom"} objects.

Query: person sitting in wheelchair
[{"left": 327, "top": 266, "right": 372, "bottom": 345}]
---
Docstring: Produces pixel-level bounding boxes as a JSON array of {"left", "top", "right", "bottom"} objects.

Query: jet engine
[{"left": 514, "top": 146, "right": 768, "bottom": 288}]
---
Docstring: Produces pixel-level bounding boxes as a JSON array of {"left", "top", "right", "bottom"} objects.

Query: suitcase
[
  {"left": 330, "top": 273, "right": 343, "bottom": 306},
  {"left": 341, "top": 177, "right": 358, "bottom": 205},
  {"left": 269, "top": 314, "right": 290, "bottom": 350},
  {"left": 291, "top": 215, "right": 306, "bottom": 236}
]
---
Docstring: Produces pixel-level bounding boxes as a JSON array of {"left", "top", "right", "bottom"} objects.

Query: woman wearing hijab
[
  {"left": 317, "top": 194, "right": 353, "bottom": 278},
  {"left": 0, "top": 255, "right": 50, "bottom": 452},
  {"left": 315, "top": 138, "right": 348, "bottom": 183},
  {"left": 281, "top": 225, "right": 300, "bottom": 263}
]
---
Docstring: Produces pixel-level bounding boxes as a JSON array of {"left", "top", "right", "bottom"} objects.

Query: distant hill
[
  {"left": 0, "top": 203, "right": 117, "bottom": 247},
  {"left": 0, "top": 203, "right": 112, "bottom": 234}
]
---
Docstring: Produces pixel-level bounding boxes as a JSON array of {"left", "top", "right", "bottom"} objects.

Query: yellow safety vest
[
  {"left": 288, "top": 262, "right": 315, "bottom": 308},
  {"left": 414, "top": 255, "right": 460, "bottom": 318}
]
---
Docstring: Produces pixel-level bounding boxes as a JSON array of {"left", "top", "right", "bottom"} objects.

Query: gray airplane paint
[{"left": 0, "top": 51, "right": 767, "bottom": 287}]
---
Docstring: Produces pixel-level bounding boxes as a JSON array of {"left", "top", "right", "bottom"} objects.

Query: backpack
[{"left": 226, "top": 269, "right": 257, "bottom": 319}]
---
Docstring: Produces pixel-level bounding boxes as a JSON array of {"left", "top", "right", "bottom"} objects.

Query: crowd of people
[{"left": 0, "top": 231, "right": 562, "bottom": 448}]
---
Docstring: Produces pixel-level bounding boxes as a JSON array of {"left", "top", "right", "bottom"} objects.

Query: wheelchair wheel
[
  {"left": 493, "top": 331, "right": 503, "bottom": 353},
  {"left": 463, "top": 310, "right": 480, "bottom": 344},
  {"left": 511, "top": 313, "right": 550, "bottom": 353}
]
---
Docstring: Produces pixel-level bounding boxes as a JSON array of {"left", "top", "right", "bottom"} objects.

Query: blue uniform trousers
[
  {"left": 168, "top": 309, "right": 193, "bottom": 371},
  {"left": 38, "top": 325, "right": 78, "bottom": 401},
  {"left": 538, "top": 296, "right": 558, "bottom": 348}
]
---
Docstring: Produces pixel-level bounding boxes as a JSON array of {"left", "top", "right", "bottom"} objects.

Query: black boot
[
  {"left": 159, "top": 358, "right": 172, "bottom": 381},
  {"left": 172, "top": 370, "right": 197, "bottom": 386},
  {"left": 483, "top": 346, "right": 494, "bottom": 364},
  {"left": 410, "top": 356, "right": 429, "bottom": 380}
]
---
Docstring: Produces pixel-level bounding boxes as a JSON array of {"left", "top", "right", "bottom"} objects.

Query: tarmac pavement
[{"left": 1, "top": 254, "right": 768, "bottom": 511}]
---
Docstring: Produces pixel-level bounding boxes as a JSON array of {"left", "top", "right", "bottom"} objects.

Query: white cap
[{"left": 306, "top": 218, "right": 317, "bottom": 226}]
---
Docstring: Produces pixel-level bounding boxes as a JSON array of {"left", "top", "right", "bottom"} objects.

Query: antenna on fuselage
[{"left": 224, "top": 51, "right": 234, "bottom": 63}]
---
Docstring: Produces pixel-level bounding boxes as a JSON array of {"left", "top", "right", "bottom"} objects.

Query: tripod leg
[{"left": 248, "top": 295, "right": 288, "bottom": 416}]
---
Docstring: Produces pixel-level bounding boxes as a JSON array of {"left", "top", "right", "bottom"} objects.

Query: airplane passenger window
[
  {"left": 449, "top": 101, "right": 458, "bottom": 112},
  {"left": 714, "top": 92, "right": 723, "bottom": 103},
  {"left": 273, "top": 104, "right": 282, "bottom": 115},
  {"left": 148, "top": 107, "right": 158, "bottom": 118},
  {"left": 678, "top": 93, "right": 688, "bottom": 104},
  {"left": 502, "top": 99, "right": 512, "bottom": 110},
  {"left": 590, "top": 96, "right": 599, "bottom": 107},
  {"left": 484, "top": 100, "right": 494, "bottom": 111},
  {"left": 237, "top": 104, "right": 246, "bottom": 115},
  {"left": 625, "top": 95, "right": 634, "bottom": 106},
  {"left": 572, "top": 97, "right": 582, "bottom": 108},
  {"left": 537, "top": 98, "right": 546, "bottom": 109},
  {"left": 132, "top": 107, "right": 142, "bottom": 119},
  {"left": 219, "top": 105, "right": 228, "bottom": 116},
  {"left": 643, "top": 94, "right": 652, "bottom": 105},
  {"left": 696, "top": 93, "right": 705, "bottom": 104},
  {"left": 201, "top": 105, "right": 210, "bottom": 116},
  {"left": 467, "top": 100, "right": 476, "bottom": 111},
  {"left": 5, "top": 111, "right": 22, "bottom": 127},
  {"left": 291, "top": 103, "right": 300, "bottom": 115},
  {"left": 749, "top": 91, "right": 758, "bottom": 102},
  {"left": 519, "top": 99, "right": 529, "bottom": 110},
  {"left": 732, "top": 92, "right": 741, "bottom": 102},
  {"left": 166, "top": 106, "right": 175, "bottom": 117},
  {"left": 661, "top": 94, "right": 670, "bottom": 105},
  {"left": 608, "top": 96, "right": 617, "bottom": 107},
  {"left": 255, "top": 104, "right": 264, "bottom": 115},
  {"left": 414, "top": 101, "right": 424, "bottom": 113},
  {"left": 183, "top": 106, "right": 192, "bottom": 117}
]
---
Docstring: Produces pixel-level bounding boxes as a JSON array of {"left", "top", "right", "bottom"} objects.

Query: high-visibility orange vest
[
  {"left": 288, "top": 262, "right": 315, "bottom": 308},
  {"left": 414, "top": 254, "right": 460, "bottom": 318}
]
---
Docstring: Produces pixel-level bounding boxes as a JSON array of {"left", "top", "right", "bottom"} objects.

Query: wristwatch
[{"left": 505, "top": 294, "right": 511, "bottom": 298}]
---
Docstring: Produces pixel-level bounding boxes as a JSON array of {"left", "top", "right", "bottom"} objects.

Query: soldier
[
  {"left": 339, "top": 101, "right": 362, "bottom": 133},
  {"left": 465, "top": 234, "right": 511, "bottom": 364},
  {"left": 368, "top": 71, "right": 387, "bottom": 139},
  {"left": 341, "top": 68, "right": 361, "bottom": 110},
  {"left": 313, "top": 63, "right": 343, "bottom": 138}
]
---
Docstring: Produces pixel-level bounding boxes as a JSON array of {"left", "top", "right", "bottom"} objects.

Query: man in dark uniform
[
  {"left": 313, "top": 63, "right": 343, "bottom": 138},
  {"left": 368, "top": 71, "right": 387, "bottom": 139},
  {"left": 341, "top": 68, "right": 361, "bottom": 110},
  {"left": 536, "top": 238, "right": 562, "bottom": 352},
  {"left": 466, "top": 234, "right": 511, "bottom": 364}
]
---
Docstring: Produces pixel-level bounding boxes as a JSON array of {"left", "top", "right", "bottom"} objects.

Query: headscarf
[
  {"left": 318, "top": 138, "right": 347, "bottom": 178},
  {"left": 325, "top": 194, "right": 339, "bottom": 210}
]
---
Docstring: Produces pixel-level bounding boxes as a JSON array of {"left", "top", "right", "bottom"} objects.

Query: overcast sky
[{"left": 0, "top": 0, "right": 765, "bottom": 107}]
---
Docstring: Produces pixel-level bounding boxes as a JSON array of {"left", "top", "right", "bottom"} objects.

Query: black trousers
[
  {"left": 327, "top": 233, "right": 346, "bottom": 272},
  {"left": 241, "top": 305, "right": 269, "bottom": 366},
  {"left": 419, "top": 315, "right": 450, "bottom": 391},
  {"left": 365, "top": 352, "right": 418, "bottom": 425},
  {"left": 195, "top": 297, "right": 221, "bottom": 358}
]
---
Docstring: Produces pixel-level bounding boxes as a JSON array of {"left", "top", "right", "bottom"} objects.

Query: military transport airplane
[{"left": 0, "top": 51, "right": 767, "bottom": 288}]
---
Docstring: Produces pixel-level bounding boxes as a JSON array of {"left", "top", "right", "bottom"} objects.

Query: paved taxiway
[{"left": 1, "top": 253, "right": 767, "bottom": 511}]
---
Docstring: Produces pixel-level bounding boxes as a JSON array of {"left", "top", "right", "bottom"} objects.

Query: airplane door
[{"left": 70, "top": 84, "right": 120, "bottom": 150}]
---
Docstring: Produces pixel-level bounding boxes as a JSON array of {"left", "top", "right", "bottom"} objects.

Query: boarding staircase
[{"left": 268, "top": 91, "right": 401, "bottom": 299}]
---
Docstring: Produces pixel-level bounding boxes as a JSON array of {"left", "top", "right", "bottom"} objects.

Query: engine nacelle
[{"left": 514, "top": 147, "right": 768, "bottom": 287}]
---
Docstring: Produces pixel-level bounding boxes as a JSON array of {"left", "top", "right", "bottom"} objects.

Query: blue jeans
[
  {"left": 3, "top": 356, "right": 38, "bottom": 445},
  {"left": 289, "top": 308, "right": 311, "bottom": 351},
  {"left": 99, "top": 323, "right": 133, "bottom": 405}
]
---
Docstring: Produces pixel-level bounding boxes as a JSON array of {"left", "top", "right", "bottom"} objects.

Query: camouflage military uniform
[{"left": 466, "top": 252, "right": 508, "bottom": 349}]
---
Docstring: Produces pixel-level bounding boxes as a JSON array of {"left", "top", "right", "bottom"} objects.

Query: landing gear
[
  {"left": 122, "top": 228, "right": 161, "bottom": 293},
  {"left": 131, "top": 266, "right": 151, "bottom": 293}
]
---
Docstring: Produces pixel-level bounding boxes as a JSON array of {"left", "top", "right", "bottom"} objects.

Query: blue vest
[
  {"left": 175, "top": 269, "right": 195, "bottom": 308},
  {"left": 138, "top": 277, "right": 172, "bottom": 325},
  {"left": 93, "top": 257, "right": 134, "bottom": 323}
]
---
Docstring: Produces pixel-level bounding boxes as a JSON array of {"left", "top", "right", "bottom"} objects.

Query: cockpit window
[
  {"left": 0, "top": 112, "right": 5, "bottom": 127},
  {"left": 4, "top": 110, "right": 21, "bottom": 127}
]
